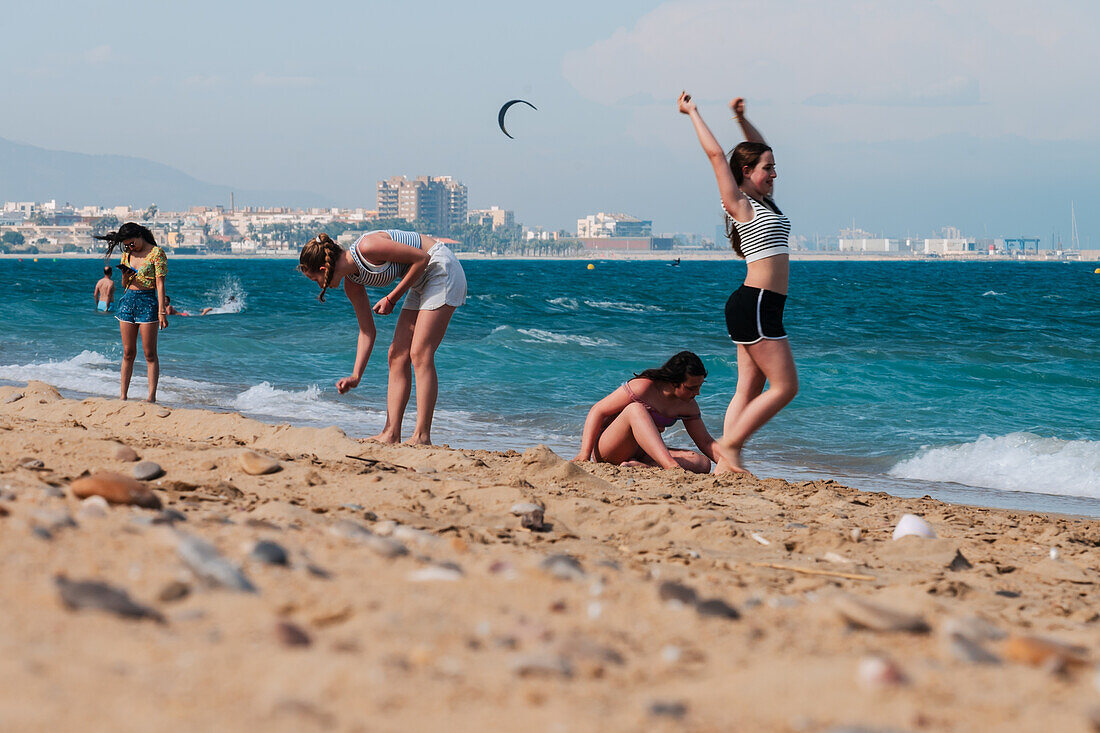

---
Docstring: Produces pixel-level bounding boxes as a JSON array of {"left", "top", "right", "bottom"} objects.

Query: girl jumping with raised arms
[
  {"left": 298, "top": 229, "right": 467, "bottom": 445},
  {"left": 678, "top": 92, "right": 798, "bottom": 473}
]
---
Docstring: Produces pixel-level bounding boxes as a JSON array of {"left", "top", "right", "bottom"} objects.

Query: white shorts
[{"left": 402, "top": 243, "right": 467, "bottom": 311}]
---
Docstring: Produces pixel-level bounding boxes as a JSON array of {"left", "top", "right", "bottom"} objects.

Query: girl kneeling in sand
[
  {"left": 298, "top": 230, "right": 467, "bottom": 445},
  {"left": 573, "top": 351, "right": 719, "bottom": 473}
]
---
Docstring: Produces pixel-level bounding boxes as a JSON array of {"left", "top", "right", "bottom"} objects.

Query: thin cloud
[
  {"left": 562, "top": 0, "right": 1100, "bottom": 141},
  {"left": 84, "top": 45, "right": 113, "bottom": 64},
  {"left": 251, "top": 73, "right": 318, "bottom": 88},
  {"left": 803, "top": 76, "right": 981, "bottom": 108}
]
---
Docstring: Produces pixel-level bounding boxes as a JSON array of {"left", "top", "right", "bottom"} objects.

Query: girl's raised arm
[
  {"left": 730, "top": 97, "right": 766, "bottom": 145},
  {"left": 678, "top": 92, "right": 751, "bottom": 222}
]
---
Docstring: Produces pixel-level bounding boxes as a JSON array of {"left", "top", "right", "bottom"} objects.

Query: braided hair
[{"left": 298, "top": 233, "right": 343, "bottom": 302}]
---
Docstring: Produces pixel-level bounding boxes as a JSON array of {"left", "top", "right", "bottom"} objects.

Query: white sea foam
[
  {"left": 0, "top": 350, "right": 115, "bottom": 395},
  {"left": 230, "top": 381, "right": 381, "bottom": 426},
  {"left": 981, "top": 290, "right": 1003, "bottom": 296},
  {"left": 201, "top": 276, "right": 246, "bottom": 314},
  {"left": 889, "top": 432, "right": 1100, "bottom": 498},
  {"left": 548, "top": 297, "right": 580, "bottom": 310},
  {"left": 583, "top": 300, "right": 663, "bottom": 313},
  {"left": 516, "top": 328, "right": 614, "bottom": 347}
]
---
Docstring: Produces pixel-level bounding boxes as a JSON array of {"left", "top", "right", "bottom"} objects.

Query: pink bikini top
[{"left": 622, "top": 380, "right": 699, "bottom": 429}]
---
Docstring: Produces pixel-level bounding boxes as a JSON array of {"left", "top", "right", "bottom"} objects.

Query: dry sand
[{"left": 1, "top": 380, "right": 1098, "bottom": 732}]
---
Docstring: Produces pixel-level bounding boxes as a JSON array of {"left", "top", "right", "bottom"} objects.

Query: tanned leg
[
  {"left": 405, "top": 305, "right": 456, "bottom": 446},
  {"left": 139, "top": 322, "right": 160, "bottom": 403},
  {"left": 119, "top": 321, "right": 139, "bottom": 400},
  {"left": 367, "top": 308, "right": 418, "bottom": 443},
  {"left": 715, "top": 339, "right": 798, "bottom": 474}
]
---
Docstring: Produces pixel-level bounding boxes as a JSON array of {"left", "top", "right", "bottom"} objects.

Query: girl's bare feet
[
  {"left": 366, "top": 431, "right": 400, "bottom": 444},
  {"left": 403, "top": 433, "right": 432, "bottom": 446},
  {"left": 713, "top": 443, "right": 749, "bottom": 474}
]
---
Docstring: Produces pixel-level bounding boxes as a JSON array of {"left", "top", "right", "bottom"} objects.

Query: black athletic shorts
[{"left": 725, "top": 285, "right": 788, "bottom": 344}]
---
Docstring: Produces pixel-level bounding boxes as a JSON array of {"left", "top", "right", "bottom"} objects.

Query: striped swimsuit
[
  {"left": 725, "top": 196, "right": 790, "bottom": 263},
  {"left": 347, "top": 230, "right": 423, "bottom": 287}
]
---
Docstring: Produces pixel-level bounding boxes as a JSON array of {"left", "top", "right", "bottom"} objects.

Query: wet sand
[{"left": 1, "top": 380, "right": 1098, "bottom": 732}]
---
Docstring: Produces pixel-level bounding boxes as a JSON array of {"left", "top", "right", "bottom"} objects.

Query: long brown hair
[
  {"left": 634, "top": 351, "right": 707, "bottom": 384},
  {"left": 724, "top": 142, "right": 775, "bottom": 258},
  {"left": 298, "top": 232, "right": 342, "bottom": 302}
]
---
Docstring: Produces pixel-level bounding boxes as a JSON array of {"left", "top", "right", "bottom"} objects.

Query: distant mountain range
[{"left": 0, "top": 136, "right": 332, "bottom": 210}]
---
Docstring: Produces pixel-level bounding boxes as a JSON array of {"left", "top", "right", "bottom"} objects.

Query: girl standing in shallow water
[
  {"left": 298, "top": 230, "right": 467, "bottom": 445},
  {"left": 95, "top": 222, "right": 168, "bottom": 403},
  {"left": 679, "top": 92, "right": 799, "bottom": 473}
]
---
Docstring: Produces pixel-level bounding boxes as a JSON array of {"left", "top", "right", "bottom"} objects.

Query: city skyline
[{"left": 1, "top": 0, "right": 1097, "bottom": 244}]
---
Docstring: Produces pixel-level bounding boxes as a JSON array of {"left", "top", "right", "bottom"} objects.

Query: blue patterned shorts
[{"left": 116, "top": 289, "right": 159, "bottom": 324}]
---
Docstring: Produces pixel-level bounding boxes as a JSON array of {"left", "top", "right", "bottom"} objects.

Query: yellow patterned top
[{"left": 121, "top": 246, "right": 167, "bottom": 289}]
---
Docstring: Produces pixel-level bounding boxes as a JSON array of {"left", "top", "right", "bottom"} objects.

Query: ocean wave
[
  {"left": 0, "top": 350, "right": 115, "bottom": 395},
  {"left": 0, "top": 351, "right": 216, "bottom": 403},
  {"left": 230, "top": 381, "right": 382, "bottom": 424},
  {"left": 583, "top": 300, "right": 663, "bottom": 313},
  {"left": 548, "top": 297, "right": 580, "bottom": 310},
  {"left": 888, "top": 432, "right": 1100, "bottom": 498},
  {"left": 516, "top": 328, "right": 614, "bottom": 347},
  {"left": 981, "top": 290, "right": 1003, "bottom": 296}
]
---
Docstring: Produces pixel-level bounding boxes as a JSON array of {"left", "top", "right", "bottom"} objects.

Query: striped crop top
[
  {"left": 724, "top": 196, "right": 791, "bottom": 263},
  {"left": 347, "top": 230, "right": 423, "bottom": 287}
]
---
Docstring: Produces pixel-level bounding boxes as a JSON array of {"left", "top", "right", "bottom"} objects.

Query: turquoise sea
[{"left": 1, "top": 257, "right": 1097, "bottom": 515}]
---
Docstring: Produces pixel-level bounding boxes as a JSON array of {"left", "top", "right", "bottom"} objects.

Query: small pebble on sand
[
  {"left": 695, "top": 598, "right": 740, "bottom": 620},
  {"left": 132, "top": 461, "right": 164, "bottom": 481},
  {"left": 55, "top": 575, "right": 164, "bottom": 623},
  {"left": 857, "top": 655, "right": 908, "bottom": 689},
  {"left": 237, "top": 451, "right": 282, "bottom": 476},
  {"left": 71, "top": 472, "right": 162, "bottom": 509},
  {"left": 541, "top": 554, "right": 585, "bottom": 581},
  {"left": 176, "top": 533, "right": 257, "bottom": 592},
  {"left": 112, "top": 444, "right": 140, "bottom": 462},
  {"left": 77, "top": 495, "right": 111, "bottom": 519},
  {"left": 250, "top": 540, "right": 290, "bottom": 566},
  {"left": 658, "top": 580, "right": 698, "bottom": 607},
  {"left": 892, "top": 513, "right": 936, "bottom": 540},
  {"left": 275, "top": 620, "right": 312, "bottom": 647},
  {"left": 158, "top": 581, "right": 191, "bottom": 603},
  {"left": 649, "top": 700, "right": 688, "bottom": 719}
]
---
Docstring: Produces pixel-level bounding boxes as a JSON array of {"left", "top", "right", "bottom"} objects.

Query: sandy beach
[{"left": 2, "top": 380, "right": 1098, "bottom": 732}]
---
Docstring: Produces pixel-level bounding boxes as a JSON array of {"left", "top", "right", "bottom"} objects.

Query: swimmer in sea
[{"left": 93, "top": 266, "right": 115, "bottom": 312}]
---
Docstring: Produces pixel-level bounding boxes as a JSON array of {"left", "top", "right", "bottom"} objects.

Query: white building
[
  {"left": 924, "top": 238, "right": 978, "bottom": 255},
  {"left": 838, "top": 237, "right": 900, "bottom": 252},
  {"left": 577, "top": 212, "right": 652, "bottom": 238}
]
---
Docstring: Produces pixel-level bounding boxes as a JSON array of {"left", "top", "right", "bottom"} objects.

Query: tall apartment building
[{"left": 376, "top": 175, "right": 468, "bottom": 233}]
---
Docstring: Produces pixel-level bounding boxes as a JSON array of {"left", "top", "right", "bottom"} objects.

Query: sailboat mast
[{"left": 1070, "top": 202, "right": 1080, "bottom": 250}]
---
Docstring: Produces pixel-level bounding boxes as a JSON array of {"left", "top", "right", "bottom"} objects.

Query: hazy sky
[{"left": 3, "top": 0, "right": 1097, "bottom": 244}]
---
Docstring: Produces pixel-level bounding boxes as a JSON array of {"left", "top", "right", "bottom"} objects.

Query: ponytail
[{"left": 299, "top": 232, "right": 342, "bottom": 302}]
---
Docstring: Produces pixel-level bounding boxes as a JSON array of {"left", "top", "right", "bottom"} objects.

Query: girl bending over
[
  {"left": 298, "top": 229, "right": 467, "bottom": 445},
  {"left": 574, "top": 351, "right": 719, "bottom": 473}
]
